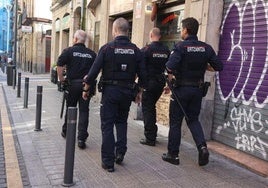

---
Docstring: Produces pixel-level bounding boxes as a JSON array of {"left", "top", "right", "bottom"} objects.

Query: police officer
[
  {"left": 57, "top": 30, "right": 96, "bottom": 149},
  {"left": 82, "top": 17, "right": 147, "bottom": 172},
  {"left": 162, "top": 17, "right": 223, "bottom": 166},
  {"left": 140, "top": 27, "right": 170, "bottom": 146}
]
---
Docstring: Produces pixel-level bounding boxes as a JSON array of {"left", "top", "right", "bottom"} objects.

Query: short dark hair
[{"left": 181, "top": 17, "right": 199, "bottom": 35}]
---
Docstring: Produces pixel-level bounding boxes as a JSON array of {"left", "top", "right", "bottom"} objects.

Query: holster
[
  {"left": 60, "top": 79, "right": 71, "bottom": 92},
  {"left": 97, "top": 76, "right": 104, "bottom": 92},
  {"left": 201, "top": 82, "right": 211, "bottom": 97}
]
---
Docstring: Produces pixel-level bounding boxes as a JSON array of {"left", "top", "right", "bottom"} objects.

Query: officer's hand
[
  {"left": 82, "top": 91, "right": 89, "bottom": 100},
  {"left": 60, "top": 79, "right": 68, "bottom": 91},
  {"left": 163, "top": 86, "right": 170, "bottom": 94},
  {"left": 83, "top": 75, "right": 88, "bottom": 81},
  {"left": 206, "top": 64, "right": 215, "bottom": 72}
]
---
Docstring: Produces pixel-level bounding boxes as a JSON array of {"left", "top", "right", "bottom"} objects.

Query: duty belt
[
  {"left": 69, "top": 79, "right": 84, "bottom": 83},
  {"left": 174, "top": 80, "right": 203, "bottom": 87},
  {"left": 103, "top": 80, "right": 135, "bottom": 89}
]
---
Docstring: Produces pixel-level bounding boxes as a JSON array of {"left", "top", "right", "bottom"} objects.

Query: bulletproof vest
[
  {"left": 175, "top": 41, "right": 208, "bottom": 82},
  {"left": 145, "top": 42, "right": 169, "bottom": 77},
  {"left": 102, "top": 41, "right": 138, "bottom": 82}
]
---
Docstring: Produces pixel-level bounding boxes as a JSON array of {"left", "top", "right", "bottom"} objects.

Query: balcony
[
  {"left": 51, "top": 0, "right": 71, "bottom": 11},
  {"left": 88, "top": 0, "right": 101, "bottom": 9}
]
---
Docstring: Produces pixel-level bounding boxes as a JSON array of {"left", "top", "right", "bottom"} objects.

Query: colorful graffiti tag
[{"left": 216, "top": 0, "right": 268, "bottom": 159}]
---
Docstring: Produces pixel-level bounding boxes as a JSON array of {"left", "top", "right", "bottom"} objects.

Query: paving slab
[{"left": 0, "top": 71, "right": 268, "bottom": 188}]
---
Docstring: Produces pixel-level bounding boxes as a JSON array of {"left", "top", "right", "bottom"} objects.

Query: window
[{"left": 156, "top": 8, "right": 184, "bottom": 49}]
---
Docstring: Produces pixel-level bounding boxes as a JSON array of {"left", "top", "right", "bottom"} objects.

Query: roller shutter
[{"left": 212, "top": 0, "right": 268, "bottom": 161}]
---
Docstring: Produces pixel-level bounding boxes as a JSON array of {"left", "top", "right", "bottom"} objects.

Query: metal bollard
[
  {"left": 23, "top": 77, "right": 29, "bottom": 108},
  {"left": 17, "top": 72, "right": 21, "bottom": 97},
  {"left": 34, "top": 86, "right": 43, "bottom": 131},
  {"left": 62, "top": 107, "right": 77, "bottom": 187},
  {"left": 12, "top": 68, "right": 16, "bottom": 89}
]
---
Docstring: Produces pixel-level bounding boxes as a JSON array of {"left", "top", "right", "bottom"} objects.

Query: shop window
[{"left": 156, "top": 9, "right": 184, "bottom": 49}]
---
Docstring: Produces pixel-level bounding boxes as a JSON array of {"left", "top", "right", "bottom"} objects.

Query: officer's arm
[
  {"left": 136, "top": 50, "right": 148, "bottom": 89},
  {"left": 166, "top": 47, "right": 182, "bottom": 72},
  {"left": 83, "top": 46, "right": 105, "bottom": 100},
  {"left": 57, "top": 66, "right": 65, "bottom": 82},
  {"left": 57, "top": 48, "right": 69, "bottom": 82},
  {"left": 85, "top": 47, "right": 105, "bottom": 85},
  {"left": 208, "top": 46, "right": 223, "bottom": 71}
]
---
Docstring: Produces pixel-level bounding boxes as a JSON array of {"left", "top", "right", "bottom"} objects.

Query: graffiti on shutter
[{"left": 213, "top": 0, "right": 268, "bottom": 161}]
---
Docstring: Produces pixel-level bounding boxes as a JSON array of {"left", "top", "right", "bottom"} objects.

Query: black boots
[
  {"left": 198, "top": 146, "right": 209, "bottom": 166},
  {"left": 78, "top": 140, "right": 86, "bottom": 149},
  {"left": 162, "top": 153, "right": 180, "bottom": 165},
  {"left": 140, "top": 138, "right": 156, "bottom": 146},
  {"left": 101, "top": 163, "right": 114, "bottom": 172},
  {"left": 162, "top": 145, "right": 209, "bottom": 166},
  {"left": 115, "top": 153, "right": 124, "bottom": 164}
]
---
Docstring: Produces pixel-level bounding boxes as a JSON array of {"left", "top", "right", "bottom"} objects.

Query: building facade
[
  {"left": 50, "top": 0, "right": 268, "bottom": 162},
  {"left": 0, "top": 0, "right": 14, "bottom": 57},
  {"left": 16, "top": 0, "right": 52, "bottom": 73},
  {"left": 50, "top": 0, "right": 222, "bottom": 134}
]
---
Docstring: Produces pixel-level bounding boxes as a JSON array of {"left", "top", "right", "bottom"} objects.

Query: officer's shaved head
[
  {"left": 150, "top": 27, "right": 161, "bottom": 37},
  {"left": 74, "top": 30, "right": 87, "bottom": 44},
  {"left": 112, "top": 17, "right": 129, "bottom": 37},
  {"left": 149, "top": 27, "right": 161, "bottom": 42}
]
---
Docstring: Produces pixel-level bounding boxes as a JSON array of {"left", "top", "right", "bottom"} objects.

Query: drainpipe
[
  {"left": 14, "top": 0, "right": 18, "bottom": 66},
  {"left": 80, "top": 0, "right": 86, "bottom": 30}
]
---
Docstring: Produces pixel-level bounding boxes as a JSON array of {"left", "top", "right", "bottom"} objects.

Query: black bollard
[
  {"left": 23, "top": 77, "right": 29, "bottom": 108},
  {"left": 34, "top": 86, "right": 43, "bottom": 131},
  {"left": 17, "top": 72, "right": 21, "bottom": 97},
  {"left": 62, "top": 107, "right": 77, "bottom": 187}
]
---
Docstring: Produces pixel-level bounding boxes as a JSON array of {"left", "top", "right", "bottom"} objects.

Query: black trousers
[
  {"left": 62, "top": 81, "right": 90, "bottom": 141},
  {"left": 142, "top": 78, "right": 165, "bottom": 141},
  {"left": 168, "top": 86, "right": 206, "bottom": 155},
  {"left": 100, "top": 85, "right": 133, "bottom": 167}
]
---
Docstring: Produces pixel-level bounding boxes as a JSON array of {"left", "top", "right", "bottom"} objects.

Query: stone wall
[{"left": 156, "top": 93, "right": 171, "bottom": 126}]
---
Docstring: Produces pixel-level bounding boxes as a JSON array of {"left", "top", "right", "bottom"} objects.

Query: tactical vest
[
  {"left": 145, "top": 42, "right": 170, "bottom": 77},
  {"left": 174, "top": 41, "right": 208, "bottom": 83},
  {"left": 102, "top": 41, "right": 138, "bottom": 83}
]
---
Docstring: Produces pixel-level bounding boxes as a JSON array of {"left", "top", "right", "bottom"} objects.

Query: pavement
[{"left": 0, "top": 69, "right": 268, "bottom": 188}]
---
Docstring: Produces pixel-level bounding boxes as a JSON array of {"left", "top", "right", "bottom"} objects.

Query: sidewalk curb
[
  {"left": 208, "top": 141, "right": 268, "bottom": 177},
  {"left": 0, "top": 84, "right": 23, "bottom": 188}
]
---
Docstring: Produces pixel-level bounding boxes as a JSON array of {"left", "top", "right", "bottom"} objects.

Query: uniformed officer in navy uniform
[
  {"left": 82, "top": 17, "right": 147, "bottom": 172},
  {"left": 162, "top": 17, "right": 223, "bottom": 166},
  {"left": 140, "top": 27, "right": 170, "bottom": 146},
  {"left": 57, "top": 30, "right": 96, "bottom": 149}
]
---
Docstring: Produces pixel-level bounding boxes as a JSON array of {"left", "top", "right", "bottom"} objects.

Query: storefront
[{"left": 156, "top": 3, "right": 184, "bottom": 49}]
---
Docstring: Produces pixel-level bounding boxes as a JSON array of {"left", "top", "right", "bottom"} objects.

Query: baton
[{"left": 165, "top": 76, "right": 189, "bottom": 121}]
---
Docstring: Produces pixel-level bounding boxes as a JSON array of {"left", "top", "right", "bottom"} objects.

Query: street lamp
[{"left": 5, "top": 3, "right": 12, "bottom": 57}]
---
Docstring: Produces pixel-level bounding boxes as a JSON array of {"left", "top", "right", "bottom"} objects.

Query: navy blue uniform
[
  {"left": 166, "top": 35, "right": 223, "bottom": 155},
  {"left": 85, "top": 36, "right": 147, "bottom": 168},
  {"left": 141, "top": 41, "right": 170, "bottom": 142},
  {"left": 57, "top": 43, "right": 96, "bottom": 141}
]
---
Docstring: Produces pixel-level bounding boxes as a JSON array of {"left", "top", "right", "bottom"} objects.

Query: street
[{"left": 0, "top": 70, "right": 268, "bottom": 188}]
